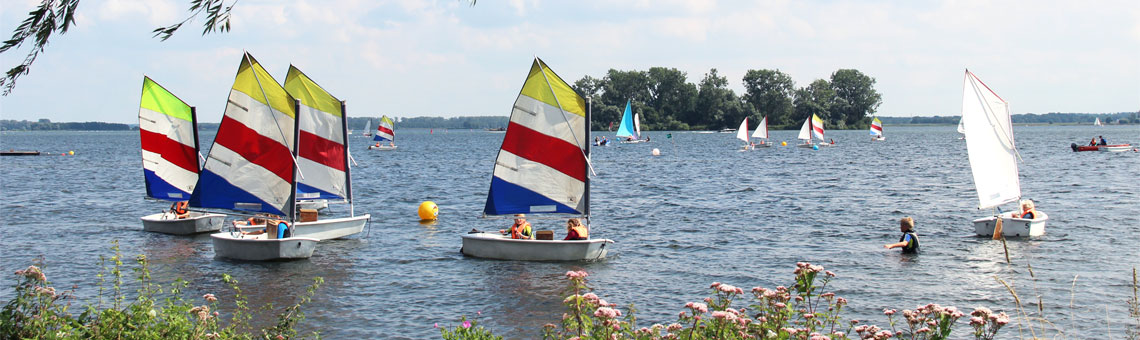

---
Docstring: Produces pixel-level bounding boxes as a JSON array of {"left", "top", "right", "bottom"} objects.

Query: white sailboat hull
[
  {"left": 293, "top": 214, "right": 370, "bottom": 240},
  {"left": 140, "top": 212, "right": 226, "bottom": 235},
  {"left": 368, "top": 145, "right": 397, "bottom": 150},
  {"left": 1099, "top": 145, "right": 1132, "bottom": 152},
  {"left": 872, "top": 136, "right": 885, "bottom": 141},
  {"left": 460, "top": 232, "right": 613, "bottom": 261},
  {"left": 973, "top": 211, "right": 1048, "bottom": 237},
  {"left": 797, "top": 142, "right": 814, "bottom": 148},
  {"left": 210, "top": 232, "right": 319, "bottom": 261}
]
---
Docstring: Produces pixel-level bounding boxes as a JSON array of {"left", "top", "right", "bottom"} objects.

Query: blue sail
[{"left": 614, "top": 100, "right": 637, "bottom": 139}]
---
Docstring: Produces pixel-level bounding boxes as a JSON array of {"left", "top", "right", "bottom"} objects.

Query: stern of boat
[
  {"left": 293, "top": 214, "right": 370, "bottom": 240},
  {"left": 460, "top": 232, "right": 613, "bottom": 261}
]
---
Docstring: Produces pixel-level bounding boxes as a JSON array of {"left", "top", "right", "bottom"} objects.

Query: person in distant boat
[
  {"left": 1089, "top": 138, "right": 1098, "bottom": 146},
  {"left": 564, "top": 218, "right": 588, "bottom": 240},
  {"left": 1018, "top": 199, "right": 1038, "bottom": 219},
  {"left": 500, "top": 214, "right": 532, "bottom": 240},
  {"left": 594, "top": 137, "right": 599, "bottom": 145},
  {"left": 389, "top": 141, "right": 395, "bottom": 147},
  {"left": 645, "top": 136, "right": 650, "bottom": 142},
  {"left": 829, "top": 138, "right": 836, "bottom": 145},
  {"left": 626, "top": 136, "right": 634, "bottom": 142},
  {"left": 1099, "top": 136, "right": 1108, "bottom": 146},
  {"left": 170, "top": 201, "right": 190, "bottom": 219},
  {"left": 375, "top": 142, "right": 381, "bottom": 148},
  {"left": 883, "top": 217, "right": 919, "bottom": 254}
]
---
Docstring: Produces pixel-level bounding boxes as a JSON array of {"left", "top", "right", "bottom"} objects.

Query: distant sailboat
[
  {"left": 460, "top": 57, "right": 613, "bottom": 261},
  {"left": 195, "top": 53, "right": 320, "bottom": 261},
  {"left": 362, "top": 119, "right": 372, "bottom": 137},
  {"left": 751, "top": 116, "right": 772, "bottom": 147},
  {"left": 960, "top": 69, "right": 1047, "bottom": 237},
  {"left": 137, "top": 76, "right": 225, "bottom": 235},
  {"left": 615, "top": 100, "right": 646, "bottom": 143},
  {"left": 369, "top": 115, "right": 397, "bottom": 150},
  {"left": 797, "top": 114, "right": 829, "bottom": 147},
  {"left": 870, "top": 117, "right": 885, "bottom": 141},
  {"left": 1094, "top": 117, "right": 1103, "bottom": 126},
  {"left": 735, "top": 117, "right": 751, "bottom": 150}
]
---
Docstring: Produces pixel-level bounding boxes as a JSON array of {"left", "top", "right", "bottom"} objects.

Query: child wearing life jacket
[
  {"left": 170, "top": 201, "right": 190, "bottom": 219},
  {"left": 883, "top": 217, "right": 919, "bottom": 254},
  {"left": 1019, "top": 200, "right": 1038, "bottom": 219},
  {"left": 564, "top": 218, "right": 588, "bottom": 240}
]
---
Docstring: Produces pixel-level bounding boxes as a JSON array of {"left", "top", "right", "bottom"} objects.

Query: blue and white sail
[
  {"left": 190, "top": 53, "right": 298, "bottom": 217},
  {"left": 614, "top": 100, "right": 638, "bottom": 140},
  {"left": 484, "top": 58, "right": 589, "bottom": 216}
]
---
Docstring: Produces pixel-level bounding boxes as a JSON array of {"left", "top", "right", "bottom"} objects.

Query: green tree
[
  {"left": 742, "top": 69, "right": 795, "bottom": 126},
  {"left": 695, "top": 68, "right": 752, "bottom": 129},
  {"left": 830, "top": 69, "right": 882, "bottom": 129},
  {"left": 645, "top": 67, "right": 696, "bottom": 130},
  {"left": 792, "top": 79, "right": 836, "bottom": 128}
]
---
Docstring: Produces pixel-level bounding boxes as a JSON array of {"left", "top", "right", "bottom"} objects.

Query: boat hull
[
  {"left": 796, "top": 142, "right": 814, "bottom": 148},
  {"left": 293, "top": 214, "right": 370, "bottom": 240},
  {"left": 460, "top": 232, "right": 613, "bottom": 261},
  {"left": 872, "top": 136, "right": 885, "bottom": 141},
  {"left": 973, "top": 212, "right": 1048, "bottom": 237},
  {"left": 210, "top": 233, "right": 319, "bottom": 261},
  {"left": 1072, "top": 143, "right": 1132, "bottom": 152},
  {"left": 368, "top": 145, "right": 397, "bottom": 150},
  {"left": 140, "top": 212, "right": 226, "bottom": 235}
]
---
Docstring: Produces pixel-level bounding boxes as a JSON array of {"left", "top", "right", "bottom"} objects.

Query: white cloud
[{"left": 96, "top": 0, "right": 178, "bottom": 25}]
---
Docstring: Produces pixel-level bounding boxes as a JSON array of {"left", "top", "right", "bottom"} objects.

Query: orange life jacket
[
  {"left": 510, "top": 221, "right": 532, "bottom": 239},
  {"left": 1020, "top": 209, "right": 1037, "bottom": 219},
  {"left": 171, "top": 201, "right": 189, "bottom": 215},
  {"left": 567, "top": 225, "right": 589, "bottom": 240}
]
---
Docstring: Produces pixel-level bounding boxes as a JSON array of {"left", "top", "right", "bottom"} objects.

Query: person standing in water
[{"left": 884, "top": 217, "right": 919, "bottom": 253}]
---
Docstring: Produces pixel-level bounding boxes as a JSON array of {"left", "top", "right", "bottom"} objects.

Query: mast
[
  {"left": 341, "top": 100, "right": 354, "bottom": 217},
  {"left": 288, "top": 99, "right": 301, "bottom": 224},
  {"left": 190, "top": 106, "right": 201, "bottom": 171},
  {"left": 585, "top": 96, "right": 592, "bottom": 225}
]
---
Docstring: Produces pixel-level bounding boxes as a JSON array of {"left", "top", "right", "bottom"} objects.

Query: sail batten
[
  {"left": 139, "top": 77, "right": 199, "bottom": 201},
  {"left": 961, "top": 70, "right": 1021, "bottom": 209},
  {"left": 484, "top": 58, "right": 587, "bottom": 216}
]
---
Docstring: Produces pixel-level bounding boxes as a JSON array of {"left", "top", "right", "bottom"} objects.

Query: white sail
[
  {"left": 751, "top": 116, "right": 768, "bottom": 139},
  {"left": 797, "top": 117, "right": 811, "bottom": 140},
  {"left": 961, "top": 70, "right": 1020, "bottom": 209},
  {"left": 1094, "top": 117, "right": 1102, "bottom": 126},
  {"left": 634, "top": 112, "right": 642, "bottom": 138},
  {"left": 736, "top": 118, "right": 749, "bottom": 143},
  {"left": 957, "top": 116, "right": 966, "bottom": 134}
]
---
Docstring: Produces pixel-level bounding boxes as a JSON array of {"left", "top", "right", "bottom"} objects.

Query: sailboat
[
  {"left": 751, "top": 116, "right": 772, "bottom": 147},
  {"left": 194, "top": 53, "right": 319, "bottom": 261},
  {"left": 137, "top": 77, "right": 226, "bottom": 235},
  {"left": 615, "top": 100, "right": 647, "bottom": 143},
  {"left": 735, "top": 117, "right": 752, "bottom": 150},
  {"left": 283, "top": 65, "right": 371, "bottom": 240},
  {"left": 956, "top": 116, "right": 966, "bottom": 139},
  {"left": 368, "top": 115, "right": 397, "bottom": 150},
  {"left": 870, "top": 117, "right": 885, "bottom": 141},
  {"left": 362, "top": 119, "right": 372, "bottom": 137},
  {"left": 961, "top": 69, "right": 1047, "bottom": 237},
  {"left": 797, "top": 114, "right": 829, "bottom": 147},
  {"left": 460, "top": 57, "right": 613, "bottom": 261},
  {"left": 1094, "top": 117, "right": 1103, "bottom": 126}
]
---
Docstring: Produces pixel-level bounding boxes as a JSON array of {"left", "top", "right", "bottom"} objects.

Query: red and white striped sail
[
  {"left": 139, "top": 77, "right": 200, "bottom": 201},
  {"left": 285, "top": 65, "right": 348, "bottom": 201}
]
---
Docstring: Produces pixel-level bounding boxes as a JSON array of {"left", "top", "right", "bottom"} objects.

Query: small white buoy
[{"left": 651, "top": 148, "right": 660, "bottom": 156}]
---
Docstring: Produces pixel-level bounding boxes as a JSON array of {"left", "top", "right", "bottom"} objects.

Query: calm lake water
[{"left": 2, "top": 125, "right": 1138, "bottom": 339}]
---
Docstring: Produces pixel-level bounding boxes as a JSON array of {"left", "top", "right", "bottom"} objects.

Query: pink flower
[
  {"left": 565, "top": 270, "right": 588, "bottom": 279},
  {"left": 203, "top": 294, "right": 217, "bottom": 303},
  {"left": 803, "top": 313, "right": 814, "bottom": 319},
  {"left": 971, "top": 307, "right": 992, "bottom": 317},
  {"left": 883, "top": 309, "right": 896, "bottom": 316},
  {"left": 462, "top": 320, "right": 471, "bottom": 328},
  {"left": 711, "top": 311, "right": 727, "bottom": 319},
  {"left": 710, "top": 282, "right": 721, "bottom": 289},
  {"left": 15, "top": 266, "right": 46, "bottom": 282},
  {"left": 583, "top": 293, "right": 599, "bottom": 302},
  {"left": 594, "top": 307, "right": 620, "bottom": 318},
  {"left": 667, "top": 323, "right": 682, "bottom": 331},
  {"left": 434, "top": 323, "right": 439, "bottom": 328}
]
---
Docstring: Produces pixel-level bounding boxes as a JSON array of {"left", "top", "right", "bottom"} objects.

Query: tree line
[
  {"left": 572, "top": 68, "right": 883, "bottom": 131},
  {"left": 0, "top": 119, "right": 131, "bottom": 131},
  {"left": 879, "top": 111, "right": 1140, "bottom": 125}
]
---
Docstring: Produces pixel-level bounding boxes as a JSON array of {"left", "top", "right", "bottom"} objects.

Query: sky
[{"left": 0, "top": 0, "right": 1137, "bottom": 124}]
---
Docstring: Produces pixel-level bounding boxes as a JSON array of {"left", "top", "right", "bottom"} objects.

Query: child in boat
[
  {"left": 564, "top": 218, "right": 588, "bottom": 240},
  {"left": 499, "top": 214, "right": 532, "bottom": 239},
  {"left": 883, "top": 217, "right": 919, "bottom": 253},
  {"left": 1018, "top": 200, "right": 1038, "bottom": 219}
]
